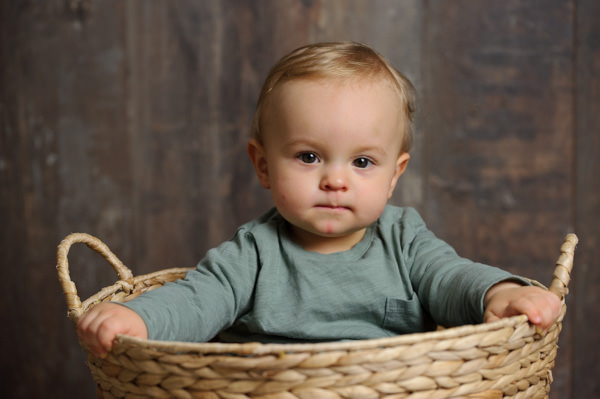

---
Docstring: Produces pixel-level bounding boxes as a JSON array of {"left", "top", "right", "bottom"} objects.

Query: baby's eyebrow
[
  {"left": 282, "top": 140, "right": 391, "bottom": 157},
  {"left": 282, "top": 138, "right": 320, "bottom": 150},
  {"left": 354, "top": 145, "right": 388, "bottom": 158}
]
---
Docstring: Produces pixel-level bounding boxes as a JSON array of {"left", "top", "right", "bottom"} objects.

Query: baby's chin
[{"left": 290, "top": 224, "right": 367, "bottom": 252}]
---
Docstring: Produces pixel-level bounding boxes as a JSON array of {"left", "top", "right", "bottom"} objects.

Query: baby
[{"left": 78, "top": 42, "right": 561, "bottom": 357}]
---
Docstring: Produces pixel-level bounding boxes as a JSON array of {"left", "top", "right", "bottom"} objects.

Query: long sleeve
[
  {"left": 400, "top": 208, "right": 529, "bottom": 326},
  {"left": 122, "top": 229, "right": 260, "bottom": 342}
]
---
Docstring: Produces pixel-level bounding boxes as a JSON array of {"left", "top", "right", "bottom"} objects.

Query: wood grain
[{"left": 573, "top": 0, "right": 600, "bottom": 397}]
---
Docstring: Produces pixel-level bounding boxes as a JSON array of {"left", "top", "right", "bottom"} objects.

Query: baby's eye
[
  {"left": 297, "top": 152, "right": 319, "bottom": 164},
  {"left": 353, "top": 157, "right": 373, "bottom": 169}
]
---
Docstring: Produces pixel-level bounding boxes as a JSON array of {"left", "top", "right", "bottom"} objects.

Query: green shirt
[{"left": 123, "top": 206, "right": 527, "bottom": 343}]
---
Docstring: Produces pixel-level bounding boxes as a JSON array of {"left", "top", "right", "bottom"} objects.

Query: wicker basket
[{"left": 57, "top": 233, "right": 578, "bottom": 399}]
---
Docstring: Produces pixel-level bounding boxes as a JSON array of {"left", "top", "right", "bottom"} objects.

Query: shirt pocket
[{"left": 383, "top": 296, "right": 436, "bottom": 333}]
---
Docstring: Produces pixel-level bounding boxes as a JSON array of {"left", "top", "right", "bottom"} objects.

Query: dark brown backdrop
[{"left": 1, "top": 1, "right": 598, "bottom": 397}]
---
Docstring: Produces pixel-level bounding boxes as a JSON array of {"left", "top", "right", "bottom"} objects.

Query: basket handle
[
  {"left": 56, "top": 233, "right": 134, "bottom": 322},
  {"left": 548, "top": 233, "right": 578, "bottom": 301}
]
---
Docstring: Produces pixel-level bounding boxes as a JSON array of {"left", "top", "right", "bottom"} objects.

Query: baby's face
[{"left": 252, "top": 78, "right": 410, "bottom": 253}]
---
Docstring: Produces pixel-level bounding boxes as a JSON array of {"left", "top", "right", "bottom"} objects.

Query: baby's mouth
[{"left": 316, "top": 204, "right": 351, "bottom": 211}]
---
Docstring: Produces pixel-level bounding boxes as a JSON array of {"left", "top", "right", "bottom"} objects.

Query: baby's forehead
[
  {"left": 273, "top": 75, "right": 403, "bottom": 102},
  {"left": 262, "top": 77, "right": 407, "bottom": 144}
]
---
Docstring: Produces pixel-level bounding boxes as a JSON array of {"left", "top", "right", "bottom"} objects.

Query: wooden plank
[
  {"left": 0, "top": 2, "right": 65, "bottom": 395},
  {"left": 421, "top": 2, "right": 575, "bottom": 397},
  {"left": 573, "top": 0, "right": 600, "bottom": 396},
  {"left": 421, "top": 1, "right": 574, "bottom": 278},
  {"left": 1, "top": 1, "right": 132, "bottom": 397},
  {"left": 52, "top": 5, "right": 135, "bottom": 398}
]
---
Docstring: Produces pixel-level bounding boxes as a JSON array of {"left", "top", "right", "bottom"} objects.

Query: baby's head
[
  {"left": 251, "top": 42, "right": 416, "bottom": 153},
  {"left": 248, "top": 42, "right": 417, "bottom": 253}
]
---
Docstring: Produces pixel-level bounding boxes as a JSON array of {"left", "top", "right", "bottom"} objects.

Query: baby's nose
[{"left": 320, "top": 167, "right": 348, "bottom": 191}]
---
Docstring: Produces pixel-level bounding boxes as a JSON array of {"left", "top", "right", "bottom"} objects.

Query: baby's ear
[
  {"left": 388, "top": 152, "right": 410, "bottom": 198},
  {"left": 247, "top": 139, "right": 271, "bottom": 189}
]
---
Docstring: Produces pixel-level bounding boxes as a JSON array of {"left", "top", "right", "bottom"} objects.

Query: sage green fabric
[{"left": 123, "top": 206, "right": 528, "bottom": 343}]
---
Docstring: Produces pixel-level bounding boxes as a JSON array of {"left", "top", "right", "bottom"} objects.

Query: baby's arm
[
  {"left": 483, "top": 281, "right": 562, "bottom": 330},
  {"left": 77, "top": 302, "right": 148, "bottom": 358}
]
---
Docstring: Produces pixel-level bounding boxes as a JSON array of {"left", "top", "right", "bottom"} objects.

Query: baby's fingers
[
  {"left": 510, "top": 298, "right": 542, "bottom": 325},
  {"left": 94, "top": 317, "right": 121, "bottom": 354},
  {"left": 77, "top": 317, "right": 107, "bottom": 356},
  {"left": 532, "top": 294, "right": 562, "bottom": 330},
  {"left": 76, "top": 303, "right": 122, "bottom": 357},
  {"left": 484, "top": 284, "right": 562, "bottom": 331},
  {"left": 510, "top": 291, "right": 561, "bottom": 330}
]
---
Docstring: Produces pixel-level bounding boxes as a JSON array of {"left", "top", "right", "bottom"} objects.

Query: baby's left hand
[{"left": 483, "top": 281, "right": 562, "bottom": 331}]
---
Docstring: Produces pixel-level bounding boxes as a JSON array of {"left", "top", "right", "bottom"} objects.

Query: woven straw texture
[{"left": 57, "top": 233, "right": 578, "bottom": 399}]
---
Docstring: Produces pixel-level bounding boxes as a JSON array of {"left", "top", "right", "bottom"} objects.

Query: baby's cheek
[
  {"left": 356, "top": 203, "right": 386, "bottom": 227},
  {"left": 275, "top": 192, "right": 295, "bottom": 209},
  {"left": 372, "top": 200, "right": 389, "bottom": 218}
]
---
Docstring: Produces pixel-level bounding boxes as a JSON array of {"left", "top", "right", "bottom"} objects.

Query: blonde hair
[{"left": 251, "top": 42, "right": 416, "bottom": 153}]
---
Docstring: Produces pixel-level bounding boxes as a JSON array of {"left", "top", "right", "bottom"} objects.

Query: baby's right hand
[{"left": 76, "top": 302, "right": 148, "bottom": 358}]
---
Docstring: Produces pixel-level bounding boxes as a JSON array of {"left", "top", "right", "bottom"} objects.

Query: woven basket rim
[{"left": 113, "top": 313, "right": 533, "bottom": 356}]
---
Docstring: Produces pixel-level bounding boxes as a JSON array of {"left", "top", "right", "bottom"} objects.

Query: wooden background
[{"left": 1, "top": 1, "right": 598, "bottom": 397}]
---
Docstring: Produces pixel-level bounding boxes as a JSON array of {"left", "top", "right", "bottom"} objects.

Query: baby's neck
[{"left": 288, "top": 226, "right": 367, "bottom": 254}]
